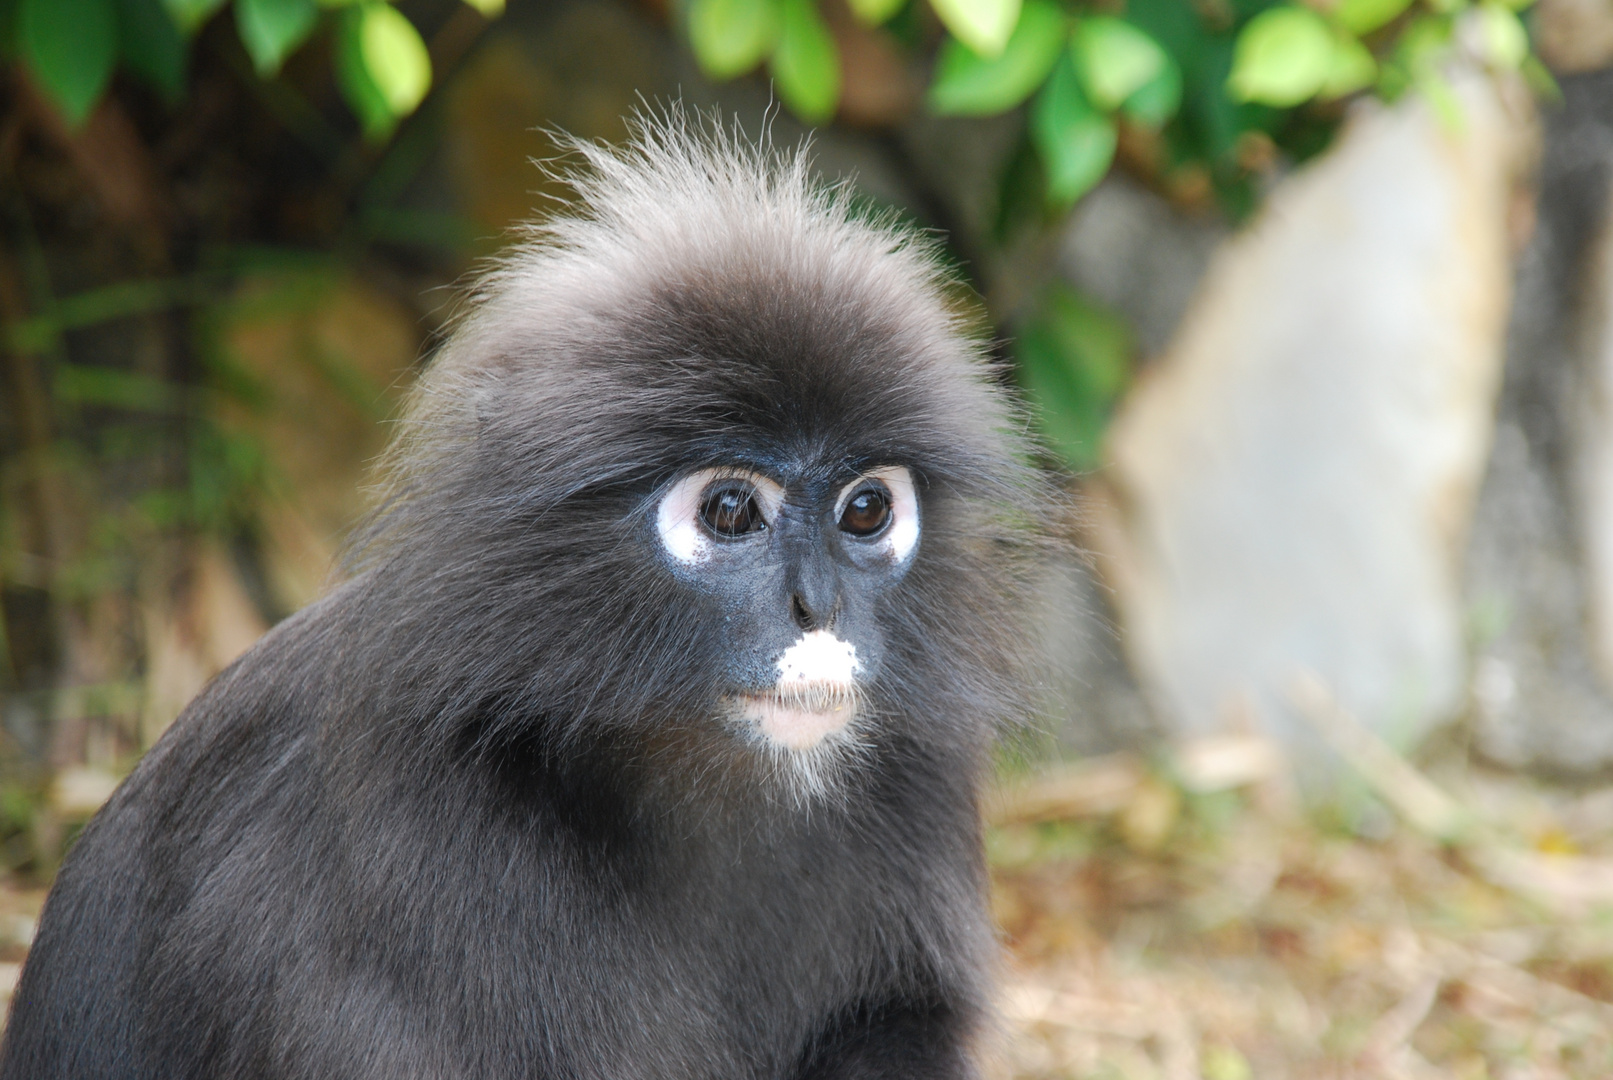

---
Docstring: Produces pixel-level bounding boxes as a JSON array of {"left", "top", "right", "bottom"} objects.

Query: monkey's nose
[{"left": 790, "top": 593, "right": 819, "bottom": 631}]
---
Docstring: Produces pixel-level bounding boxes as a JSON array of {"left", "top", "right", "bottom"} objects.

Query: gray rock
[
  {"left": 1090, "top": 76, "right": 1537, "bottom": 781},
  {"left": 1465, "top": 67, "right": 1613, "bottom": 773}
]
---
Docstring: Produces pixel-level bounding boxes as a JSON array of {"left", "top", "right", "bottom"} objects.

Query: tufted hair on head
[{"left": 298, "top": 107, "right": 1063, "bottom": 806}]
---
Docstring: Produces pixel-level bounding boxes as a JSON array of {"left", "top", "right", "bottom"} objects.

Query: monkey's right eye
[{"left": 700, "top": 485, "right": 766, "bottom": 537}]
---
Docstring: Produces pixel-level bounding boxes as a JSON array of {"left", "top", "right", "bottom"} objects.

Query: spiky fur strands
[
  {"left": 0, "top": 108, "right": 1069, "bottom": 1080},
  {"left": 329, "top": 108, "right": 1062, "bottom": 800}
]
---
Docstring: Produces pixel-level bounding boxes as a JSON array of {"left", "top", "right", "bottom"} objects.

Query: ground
[{"left": 0, "top": 741, "right": 1609, "bottom": 1080}]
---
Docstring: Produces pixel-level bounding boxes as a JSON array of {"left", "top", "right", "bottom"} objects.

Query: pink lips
[{"left": 738, "top": 692, "right": 856, "bottom": 750}]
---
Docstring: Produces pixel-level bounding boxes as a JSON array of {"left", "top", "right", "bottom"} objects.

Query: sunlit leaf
[
  {"left": 335, "top": 6, "right": 393, "bottom": 139},
  {"left": 359, "top": 3, "right": 431, "bottom": 116},
  {"left": 1031, "top": 55, "right": 1115, "bottom": 207},
  {"left": 460, "top": 0, "right": 504, "bottom": 15},
  {"left": 849, "top": 0, "right": 904, "bottom": 26},
  {"left": 1121, "top": 55, "right": 1181, "bottom": 127},
  {"left": 1418, "top": 70, "right": 1464, "bottom": 130},
  {"left": 1072, "top": 16, "right": 1167, "bottom": 111},
  {"left": 1334, "top": 0, "right": 1414, "bottom": 35},
  {"left": 20, "top": 0, "right": 116, "bottom": 125},
  {"left": 162, "top": 0, "right": 226, "bottom": 33},
  {"left": 689, "top": 0, "right": 778, "bottom": 79},
  {"left": 1394, "top": 14, "right": 1452, "bottom": 75},
  {"left": 1227, "top": 6, "right": 1334, "bottom": 107},
  {"left": 1477, "top": 3, "right": 1527, "bottom": 68},
  {"left": 1319, "top": 32, "right": 1376, "bottom": 97},
  {"left": 928, "top": 0, "right": 1064, "bottom": 116},
  {"left": 930, "top": 0, "right": 1021, "bottom": 57},
  {"left": 236, "top": 0, "right": 318, "bottom": 76},
  {"left": 117, "top": 0, "right": 187, "bottom": 101},
  {"left": 771, "top": 0, "right": 839, "bottom": 123}
]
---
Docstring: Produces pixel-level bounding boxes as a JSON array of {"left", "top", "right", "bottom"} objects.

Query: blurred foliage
[
  {"left": 0, "top": 0, "right": 481, "bottom": 136},
  {"left": 686, "top": 0, "right": 1548, "bottom": 212},
  {"left": 684, "top": 0, "right": 1551, "bottom": 469},
  {"left": 0, "top": 0, "right": 1558, "bottom": 874}
]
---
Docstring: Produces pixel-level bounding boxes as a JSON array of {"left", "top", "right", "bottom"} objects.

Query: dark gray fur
[{"left": 0, "top": 115, "right": 1056, "bottom": 1080}]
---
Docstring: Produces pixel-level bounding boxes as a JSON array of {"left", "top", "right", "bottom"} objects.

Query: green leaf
[
  {"left": 930, "top": 0, "right": 1020, "bottom": 57},
  {"left": 162, "top": 0, "right": 226, "bottom": 33},
  {"left": 1072, "top": 16, "right": 1167, "bottom": 111},
  {"left": 770, "top": 0, "right": 839, "bottom": 123},
  {"left": 688, "top": 0, "right": 778, "bottom": 79},
  {"left": 55, "top": 363, "right": 181, "bottom": 413},
  {"left": 335, "top": 5, "right": 392, "bottom": 139},
  {"left": 236, "top": 0, "right": 317, "bottom": 76},
  {"left": 1015, "top": 284, "right": 1133, "bottom": 470},
  {"left": 20, "top": 0, "right": 117, "bottom": 125},
  {"left": 1477, "top": 3, "right": 1527, "bottom": 67},
  {"left": 358, "top": 3, "right": 430, "bottom": 117},
  {"left": 1520, "top": 53, "right": 1561, "bottom": 101},
  {"left": 1334, "top": 0, "right": 1414, "bottom": 35},
  {"left": 1227, "top": 6, "right": 1334, "bottom": 106},
  {"left": 848, "top": 0, "right": 904, "bottom": 25},
  {"left": 1418, "top": 70, "right": 1464, "bottom": 130},
  {"left": 461, "top": 0, "right": 504, "bottom": 15},
  {"left": 116, "top": 0, "right": 187, "bottom": 101},
  {"left": 1121, "top": 55, "right": 1181, "bottom": 127},
  {"left": 1394, "top": 13, "right": 1452, "bottom": 75},
  {"left": 928, "top": 0, "right": 1064, "bottom": 116},
  {"left": 1031, "top": 55, "right": 1116, "bottom": 207},
  {"left": 1320, "top": 31, "right": 1375, "bottom": 97}
]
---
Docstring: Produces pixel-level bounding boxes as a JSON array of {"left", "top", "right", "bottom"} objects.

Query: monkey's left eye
[
  {"left": 839, "top": 487, "right": 891, "bottom": 537},
  {"left": 700, "top": 485, "right": 767, "bottom": 537}
]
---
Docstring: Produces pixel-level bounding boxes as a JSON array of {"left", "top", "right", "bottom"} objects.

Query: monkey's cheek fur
[{"left": 737, "top": 693, "right": 858, "bottom": 751}]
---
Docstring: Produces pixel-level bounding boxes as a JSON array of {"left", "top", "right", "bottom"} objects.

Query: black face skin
[
  {"left": 661, "top": 462, "right": 914, "bottom": 698},
  {"left": 0, "top": 118, "right": 1058, "bottom": 1080}
]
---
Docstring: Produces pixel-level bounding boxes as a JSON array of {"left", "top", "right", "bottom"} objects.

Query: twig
[{"left": 1289, "top": 671, "right": 1468, "bottom": 842}]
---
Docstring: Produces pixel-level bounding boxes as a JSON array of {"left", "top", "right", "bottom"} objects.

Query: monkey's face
[{"left": 653, "top": 461, "right": 919, "bottom": 754}]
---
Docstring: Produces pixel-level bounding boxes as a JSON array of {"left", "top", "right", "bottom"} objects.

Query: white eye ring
[
  {"left": 835, "top": 466, "right": 919, "bottom": 563},
  {"left": 656, "top": 468, "right": 785, "bottom": 564}
]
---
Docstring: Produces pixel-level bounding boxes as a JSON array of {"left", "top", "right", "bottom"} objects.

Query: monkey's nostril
[{"left": 790, "top": 594, "right": 816, "bottom": 631}]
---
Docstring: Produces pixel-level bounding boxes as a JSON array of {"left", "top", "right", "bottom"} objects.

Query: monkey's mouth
[{"left": 733, "top": 682, "right": 860, "bottom": 751}]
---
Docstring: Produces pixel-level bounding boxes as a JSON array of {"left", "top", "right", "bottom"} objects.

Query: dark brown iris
[
  {"left": 700, "top": 485, "right": 765, "bottom": 537},
  {"left": 839, "top": 487, "right": 891, "bottom": 536}
]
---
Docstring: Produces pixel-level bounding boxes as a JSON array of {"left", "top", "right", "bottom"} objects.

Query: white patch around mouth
[
  {"left": 739, "top": 631, "right": 862, "bottom": 751},
  {"left": 776, "top": 630, "right": 860, "bottom": 685}
]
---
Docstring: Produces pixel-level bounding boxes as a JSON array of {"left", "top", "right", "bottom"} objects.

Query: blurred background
[{"left": 4, "top": 0, "right": 1613, "bottom": 1074}]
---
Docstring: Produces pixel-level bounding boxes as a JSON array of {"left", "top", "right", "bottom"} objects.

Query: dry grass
[{"left": 987, "top": 734, "right": 1613, "bottom": 1080}]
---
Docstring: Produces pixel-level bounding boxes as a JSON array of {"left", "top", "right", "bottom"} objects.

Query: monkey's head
[{"left": 344, "top": 114, "right": 1057, "bottom": 805}]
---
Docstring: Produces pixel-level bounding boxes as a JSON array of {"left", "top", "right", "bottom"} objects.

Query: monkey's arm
[{"left": 794, "top": 999, "right": 980, "bottom": 1080}]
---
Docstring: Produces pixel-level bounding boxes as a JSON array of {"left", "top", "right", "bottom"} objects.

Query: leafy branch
[
  {"left": 686, "top": 0, "right": 1548, "bottom": 208},
  {"left": 2, "top": 0, "right": 502, "bottom": 139}
]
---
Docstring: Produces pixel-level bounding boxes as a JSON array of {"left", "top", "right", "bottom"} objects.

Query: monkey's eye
[
  {"left": 700, "top": 484, "right": 767, "bottom": 537},
  {"left": 838, "top": 486, "right": 891, "bottom": 537}
]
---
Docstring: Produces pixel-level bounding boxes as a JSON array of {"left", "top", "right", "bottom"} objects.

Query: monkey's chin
[{"left": 735, "top": 694, "right": 857, "bottom": 751}]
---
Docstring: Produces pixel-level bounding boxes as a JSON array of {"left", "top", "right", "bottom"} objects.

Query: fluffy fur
[{"left": 0, "top": 113, "right": 1056, "bottom": 1080}]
